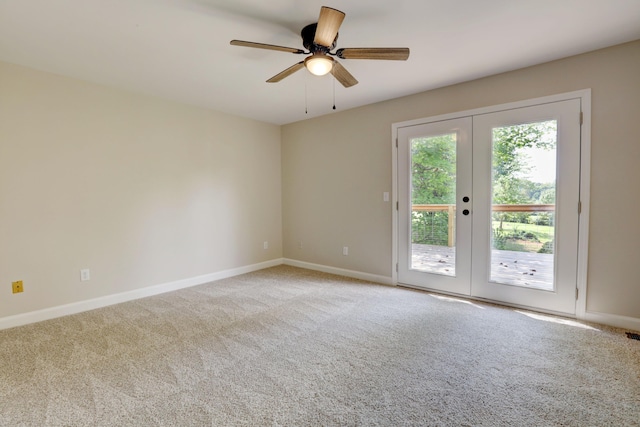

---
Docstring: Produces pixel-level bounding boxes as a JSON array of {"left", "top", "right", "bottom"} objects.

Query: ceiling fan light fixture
[{"left": 304, "top": 54, "right": 334, "bottom": 76}]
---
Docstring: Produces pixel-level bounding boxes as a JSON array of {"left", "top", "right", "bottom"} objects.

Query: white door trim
[{"left": 392, "top": 89, "right": 591, "bottom": 319}]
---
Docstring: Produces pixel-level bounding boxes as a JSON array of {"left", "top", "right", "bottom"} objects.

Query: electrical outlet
[
  {"left": 80, "top": 269, "right": 91, "bottom": 281},
  {"left": 12, "top": 280, "right": 24, "bottom": 294},
  {"left": 298, "top": 241, "right": 303, "bottom": 249},
  {"left": 263, "top": 241, "right": 269, "bottom": 250},
  {"left": 343, "top": 246, "right": 349, "bottom": 256}
]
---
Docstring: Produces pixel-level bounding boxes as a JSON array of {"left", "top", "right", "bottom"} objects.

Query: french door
[
  {"left": 398, "top": 117, "right": 473, "bottom": 295},
  {"left": 397, "top": 99, "right": 582, "bottom": 315}
]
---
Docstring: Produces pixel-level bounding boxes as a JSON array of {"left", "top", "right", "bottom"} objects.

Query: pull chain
[{"left": 332, "top": 75, "right": 336, "bottom": 110}]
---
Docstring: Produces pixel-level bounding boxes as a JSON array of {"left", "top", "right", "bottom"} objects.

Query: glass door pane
[
  {"left": 490, "top": 120, "right": 557, "bottom": 290},
  {"left": 410, "top": 133, "right": 457, "bottom": 276}
]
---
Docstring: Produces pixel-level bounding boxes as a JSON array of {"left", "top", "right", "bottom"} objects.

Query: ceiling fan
[{"left": 230, "top": 6, "right": 410, "bottom": 88}]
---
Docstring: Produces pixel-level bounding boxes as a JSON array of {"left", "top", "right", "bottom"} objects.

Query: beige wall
[
  {"left": 282, "top": 40, "right": 640, "bottom": 319},
  {"left": 0, "top": 61, "right": 282, "bottom": 319}
]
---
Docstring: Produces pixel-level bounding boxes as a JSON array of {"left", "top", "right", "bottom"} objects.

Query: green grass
[
  {"left": 492, "top": 221, "right": 554, "bottom": 243},
  {"left": 493, "top": 221, "right": 554, "bottom": 239}
]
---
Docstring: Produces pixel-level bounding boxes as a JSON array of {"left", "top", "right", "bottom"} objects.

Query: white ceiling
[{"left": 1, "top": 1, "right": 639, "bottom": 125}]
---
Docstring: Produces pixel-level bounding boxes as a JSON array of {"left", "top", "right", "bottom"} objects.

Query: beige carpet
[{"left": 1, "top": 265, "right": 638, "bottom": 426}]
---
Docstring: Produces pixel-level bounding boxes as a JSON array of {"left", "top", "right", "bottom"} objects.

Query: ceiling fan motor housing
[{"left": 301, "top": 23, "right": 337, "bottom": 53}]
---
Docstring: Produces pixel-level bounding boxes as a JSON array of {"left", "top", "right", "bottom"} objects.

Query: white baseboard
[
  {"left": 582, "top": 310, "right": 640, "bottom": 332},
  {"left": 6, "top": 257, "right": 636, "bottom": 334},
  {"left": 283, "top": 258, "right": 394, "bottom": 286},
  {"left": 0, "top": 258, "right": 284, "bottom": 331}
]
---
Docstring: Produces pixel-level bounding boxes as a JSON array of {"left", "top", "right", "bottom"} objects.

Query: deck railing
[{"left": 412, "top": 204, "right": 555, "bottom": 247}]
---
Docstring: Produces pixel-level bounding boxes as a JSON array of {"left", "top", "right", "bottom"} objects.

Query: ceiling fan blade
[
  {"left": 230, "top": 40, "right": 305, "bottom": 54},
  {"left": 266, "top": 61, "right": 305, "bottom": 83},
  {"left": 336, "top": 48, "right": 410, "bottom": 60},
  {"left": 314, "top": 6, "right": 345, "bottom": 47},
  {"left": 331, "top": 61, "right": 358, "bottom": 88}
]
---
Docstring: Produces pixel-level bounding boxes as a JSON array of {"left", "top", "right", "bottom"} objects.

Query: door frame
[{"left": 391, "top": 89, "right": 591, "bottom": 319}]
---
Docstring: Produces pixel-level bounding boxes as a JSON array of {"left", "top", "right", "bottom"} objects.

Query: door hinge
[
  {"left": 576, "top": 288, "right": 579, "bottom": 300},
  {"left": 396, "top": 201, "right": 399, "bottom": 211},
  {"left": 396, "top": 138, "right": 398, "bottom": 148},
  {"left": 396, "top": 263, "right": 398, "bottom": 272},
  {"left": 579, "top": 111, "right": 583, "bottom": 125},
  {"left": 578, "top": 201, "right": 582, "bottom": 214}
]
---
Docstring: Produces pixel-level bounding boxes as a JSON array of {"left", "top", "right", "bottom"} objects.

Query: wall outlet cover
[{"left": 12, "top": 280, "right": 24, "bottom": 294}]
